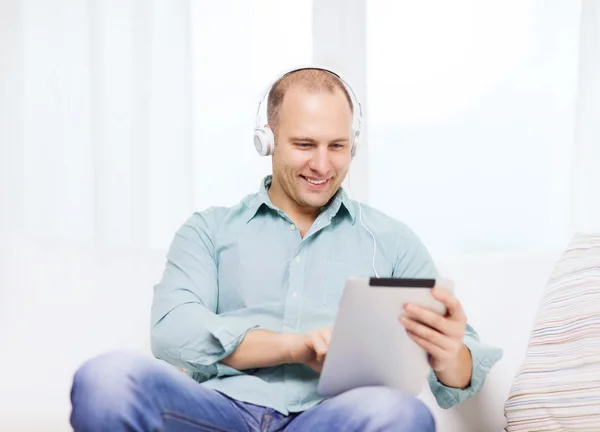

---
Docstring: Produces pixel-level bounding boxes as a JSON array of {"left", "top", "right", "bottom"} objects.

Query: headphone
[{"left": 253, "top": 67, "right": 364, "bottom": 158}]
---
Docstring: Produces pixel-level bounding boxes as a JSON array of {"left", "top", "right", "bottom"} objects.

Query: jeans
[{"left": 70, "top": 350, "right": 436, "bottom": 432}]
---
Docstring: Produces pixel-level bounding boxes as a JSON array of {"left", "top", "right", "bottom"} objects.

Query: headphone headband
[{"left": 253, "top": 66, "right": 363, "bottom": 157}]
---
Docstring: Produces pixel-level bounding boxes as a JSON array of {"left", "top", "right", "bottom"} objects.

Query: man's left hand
[{"left": 399, "top": 286, "right": 471, "bottom": 386}]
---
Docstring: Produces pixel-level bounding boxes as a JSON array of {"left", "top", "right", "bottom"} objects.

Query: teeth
[{"left": 306, "top": 177, "right": 326, "bottom": 185}]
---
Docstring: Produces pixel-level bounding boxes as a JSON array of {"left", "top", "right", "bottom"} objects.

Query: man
[{"left": 70, "top": 68, "right": 502, "bottom": 431}]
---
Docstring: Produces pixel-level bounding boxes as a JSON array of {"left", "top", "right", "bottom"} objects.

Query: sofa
[{"left": 0, "top": 239, "right": 567, "bottom": 431}]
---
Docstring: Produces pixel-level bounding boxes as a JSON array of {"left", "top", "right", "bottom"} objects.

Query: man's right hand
[
  {"left": 285, "top": 328, "right": 332, "bottom": 373},
  {"left": 220, "top": 328, "right": 333, "bottom": 372}
]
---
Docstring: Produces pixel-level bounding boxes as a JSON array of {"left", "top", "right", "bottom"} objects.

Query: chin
[{"left": 299, "top": 193, "right": 334, "bottom": 209}]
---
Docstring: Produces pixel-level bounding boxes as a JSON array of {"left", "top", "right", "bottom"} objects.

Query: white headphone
[{"left": 253, "top": 66, "right": 364, "bottom": 158}]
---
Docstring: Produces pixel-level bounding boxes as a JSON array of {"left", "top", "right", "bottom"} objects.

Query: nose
[{"left": 308, "top": 145, "right": 332, "bottom": 175}]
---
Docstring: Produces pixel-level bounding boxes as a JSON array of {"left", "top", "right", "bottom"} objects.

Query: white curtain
[
  {"left": 0, "top": 0, "right": 311, "bottom": 427},
  {"left": 0, "top": 0, "right": 311, "bottom": 251},
  {"left": 0, "top": 0, "right": 194, "bottom": 250},
  {"left": 572, "top": 0, "right": 600, "bottom": 233}
]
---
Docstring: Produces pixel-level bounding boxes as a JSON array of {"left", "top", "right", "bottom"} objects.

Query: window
[{"left": 366, "top": 0, "right": 580, "bottom": 256}]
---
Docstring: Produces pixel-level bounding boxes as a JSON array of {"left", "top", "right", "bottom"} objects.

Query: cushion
[{"left": 503, "top": 233, "right": 600, "bottom": 431}]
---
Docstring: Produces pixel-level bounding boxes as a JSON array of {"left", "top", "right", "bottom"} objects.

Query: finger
[
  {"left": 317, "top": 330, "right": 332, "bottom": 364},
  {"left": 412, "top": 307, "right": 464, "bottom": 339},
  {"left": 312, "top": 334, "right": 329, "bottom": 363},
  {"left": 432, "top": 287, "right": 466, "bottom": 320},
  {"left": 404, "top": 303, "right": 449, "bottom": 335},
  {"left": 406, "top": 329, "right": 446, "bottom": 364},
  {"left": 400, "top": 316, "right": 453, "bottom": 350},
  {"left": 307, "top": 359, "right": 323, "bottom": 373}
]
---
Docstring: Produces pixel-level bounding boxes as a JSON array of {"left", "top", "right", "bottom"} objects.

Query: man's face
[{"left": 271, "top": 86, "right": 353, "bottom": 211}]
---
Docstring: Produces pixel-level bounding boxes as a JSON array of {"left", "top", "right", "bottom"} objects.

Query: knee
[
  {"left": 71, "top": 349, "right": 143, "bottom": 398},
  {"left": 70, "top": 350, "right": 150, "bottom": 430},
  {"left": 387, "top": 391, "right": 435, "bottom": 431},
  {"left": 343, "top": 387, "right": 435, "bottom": 431}
]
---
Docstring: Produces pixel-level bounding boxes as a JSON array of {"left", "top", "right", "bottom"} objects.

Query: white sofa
[
  {"left": 423, "top": 250, "right": 562, "bottom": 431},
  {"left": 0, "top": 240, "right": 564, "bottom": 431}
]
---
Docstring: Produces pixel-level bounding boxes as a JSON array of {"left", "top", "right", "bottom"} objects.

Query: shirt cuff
[
  {"left": 215, "top": 362, "right": 250, "bottom": 378},
  {"left": 166, "top": 317, "right": 259, "bottom": 369},
  {"left": 212, "top": 318, "right": 260, "bottom": 359},
  {"left": 428, "top": 336, "right": 504, "bottom": 409}
]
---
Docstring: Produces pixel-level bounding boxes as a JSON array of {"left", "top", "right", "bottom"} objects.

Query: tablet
[{"left": 317, "top": 276, "right": 454, "bottom": 397}]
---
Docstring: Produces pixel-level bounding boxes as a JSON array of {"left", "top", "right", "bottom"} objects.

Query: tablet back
[{"left": 317, "top": 276, "right": 449, "bottom": 397}]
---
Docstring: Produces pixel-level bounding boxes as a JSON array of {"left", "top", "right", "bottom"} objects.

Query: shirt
[{"left": 150, "top": 175, "right": 503, "bottom": 414}]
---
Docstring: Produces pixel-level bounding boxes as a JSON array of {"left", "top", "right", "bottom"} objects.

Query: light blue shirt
[{"left": 151, "top": 175, "right": 503, "bottom": 414}]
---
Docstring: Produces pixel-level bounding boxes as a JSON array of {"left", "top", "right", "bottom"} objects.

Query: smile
[{"left": 301, "top": 176, "right": 330, "bottom": 187}]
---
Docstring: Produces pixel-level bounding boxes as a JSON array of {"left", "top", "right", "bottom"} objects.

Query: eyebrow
[{"left": 289, "top": 136, "right": 349, "bottom": 143}]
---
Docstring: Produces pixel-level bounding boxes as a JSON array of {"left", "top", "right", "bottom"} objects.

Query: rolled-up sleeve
[
  {"left": 427, "top": 324, "right": 503, "bottom": 409},
  {"left": 150, "top": 209, "right": 258, "bottom": 375}
]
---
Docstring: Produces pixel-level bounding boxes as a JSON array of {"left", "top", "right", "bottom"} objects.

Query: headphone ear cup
[{"left": 254, "top": 126, "right": 275, "bottom": 156}]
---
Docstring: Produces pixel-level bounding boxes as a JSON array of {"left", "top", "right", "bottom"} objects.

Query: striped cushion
[{"left": 503, "top": 233, "right": 600, "bottom": 431}]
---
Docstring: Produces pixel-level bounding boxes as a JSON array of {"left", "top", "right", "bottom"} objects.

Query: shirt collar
[{"left": 244, "top": 175, "right": 356, "bottom": 224}]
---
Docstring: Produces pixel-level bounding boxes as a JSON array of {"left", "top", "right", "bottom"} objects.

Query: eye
[
  {"left": 331, "top": 143, "right": 345, "bottom": 149},
  {"left": 295, "top": 142, "right": 313, "bottom": 149}
]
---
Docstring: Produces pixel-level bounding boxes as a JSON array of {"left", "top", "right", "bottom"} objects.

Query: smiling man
[{"left": 69, "top": 68, "right": 502, "bottom": 432}]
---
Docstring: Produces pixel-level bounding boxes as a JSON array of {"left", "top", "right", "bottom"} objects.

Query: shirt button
[
  {"left": 290, "top": 224, "right": 296, "bottom": 231},
  {"left": 295, "top": 256, "right": 301, "bottom": 263},
  {"left": 292, "top": 292, "right": 297, "bottom": 298}
]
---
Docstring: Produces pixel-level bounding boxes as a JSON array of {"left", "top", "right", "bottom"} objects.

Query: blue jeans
[{"left": 70, "top": 350, "right": 436, "bottom": 432}]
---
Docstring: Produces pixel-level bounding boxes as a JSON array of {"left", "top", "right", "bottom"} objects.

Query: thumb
[{"left": 312, "top": 334, "right": 329, "bottom": 364}]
